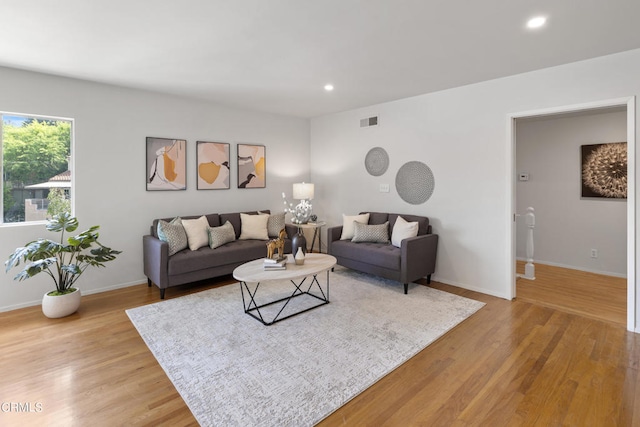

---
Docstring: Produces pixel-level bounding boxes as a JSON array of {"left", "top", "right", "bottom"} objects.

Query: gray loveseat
[
  {"left": 143, "top": 210, "right": 295, "bottom": 299},
  {"left": 327, "top": 212, "right": 438, "bottom": 294}
]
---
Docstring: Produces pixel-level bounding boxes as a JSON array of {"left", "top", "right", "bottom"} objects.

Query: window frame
[{"left": 0, "top": 111, "right": 75, "bottom": 226}]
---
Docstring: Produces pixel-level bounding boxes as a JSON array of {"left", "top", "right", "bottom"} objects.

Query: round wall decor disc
[
  {"left": 395, "top": 161, "right": 435, "bottom": 204},
  {"left": 365, "top": 147, "right": 389, "bottom": 176}
]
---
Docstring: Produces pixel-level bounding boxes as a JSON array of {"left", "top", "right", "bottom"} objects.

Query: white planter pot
[{"left": 42, "top": 288, "right": 81, "bottom": 318}]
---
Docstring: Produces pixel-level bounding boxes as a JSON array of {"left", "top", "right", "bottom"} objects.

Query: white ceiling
[{"left": 2, "top": 1, "right": 640, "bottom": 118}]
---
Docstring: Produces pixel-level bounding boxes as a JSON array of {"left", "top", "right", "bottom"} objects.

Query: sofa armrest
[
  {"left": 143, "top": 234, "right": 169, "bottom": 289},
  {"left": 400, "top": 233, "right": 439, "bottom": 283},
  {"left": 327, "top": 226, "right": 343, "bottom": 255}
]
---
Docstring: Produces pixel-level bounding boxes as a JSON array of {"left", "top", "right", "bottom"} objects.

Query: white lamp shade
[{"left": 293, "top": 182, "right": 314, "bottom": 200}]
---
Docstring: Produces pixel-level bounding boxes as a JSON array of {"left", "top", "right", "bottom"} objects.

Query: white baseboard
[
  {"left": 0, "top": 279, "right": 146, "bottom": 313},
  {"left": 516, "top": 258, "right": 627, "bottom": 279},
  {"left": 0, "top": 299, "right": 42, "bottom": 313},
  {"left": 430, "top": 276, "right": 511, "bottom": 300}
]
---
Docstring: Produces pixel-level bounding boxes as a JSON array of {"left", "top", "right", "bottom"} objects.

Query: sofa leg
[
  {"left": 427, "top": 274, "right": 431, "bottom": 284},
  {"left": 404, "top": 283, "right": 408, "bottom": 294},
  {"left": 160, "top": 288, "right": 166, "bottom": 299},
  {"left": 147, "top": 278, "right": 152, "bottom": 287}
]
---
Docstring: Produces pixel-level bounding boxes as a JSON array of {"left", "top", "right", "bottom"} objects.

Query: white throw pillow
[
  {"left": 182, "top": 216, "right": 210, "bottom": 250},
  {"left": 340, "top": 213, "right": 370, "bottom": 240},
  {"left": 239, "top": 213, "right": 270, "bottom": 240},
  {"left": 391, "top": 216, "right": 419, "bottom": 247}
]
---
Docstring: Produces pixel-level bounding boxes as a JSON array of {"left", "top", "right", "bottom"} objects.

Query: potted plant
[{"left": 5, "top": 212, "right": 121, "bottom": 318}]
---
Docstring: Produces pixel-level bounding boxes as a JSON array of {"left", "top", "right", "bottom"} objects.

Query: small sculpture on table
[{"left": 266, "top": 228, "right": 287, "bottom": 261}]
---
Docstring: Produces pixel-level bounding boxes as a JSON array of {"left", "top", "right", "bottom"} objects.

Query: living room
[{"left": 2, "top": 1, "right": 640, "bottom": 425}]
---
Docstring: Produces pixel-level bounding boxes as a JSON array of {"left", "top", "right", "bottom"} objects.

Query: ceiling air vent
[{"left": 360, "top": 116, "right": 378, "bottom": 127}]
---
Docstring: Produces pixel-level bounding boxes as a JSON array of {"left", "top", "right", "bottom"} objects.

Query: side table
[{"left": 295, "top": 221, "right": 326, "bottom": 253}]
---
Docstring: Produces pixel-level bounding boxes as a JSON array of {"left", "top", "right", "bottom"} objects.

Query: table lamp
[{"left": 291, "top": 182, "right": 314, "bottom": 224}]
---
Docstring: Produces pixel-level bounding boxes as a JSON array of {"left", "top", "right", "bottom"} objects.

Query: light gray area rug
[{"left": 126, "top": 267, "right": 484, "bottom": 426}]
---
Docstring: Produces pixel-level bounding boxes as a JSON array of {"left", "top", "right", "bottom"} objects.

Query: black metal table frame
[{"left": 239, "top": 270, "right": 330, "bottom": 325}]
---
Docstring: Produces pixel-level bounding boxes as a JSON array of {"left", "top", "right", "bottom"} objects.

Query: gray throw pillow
[
  {"left": 351, "top": 221, "right": 390, "bottom": 243},
  {"left": 266, "top": 212, "right": 285, "bottom": 237},
  {"left": 208, "top": 221, "right": 236, "bottom": 249},
  {"left": 157, "top": 218, "right": 188, "bottom": 256}
]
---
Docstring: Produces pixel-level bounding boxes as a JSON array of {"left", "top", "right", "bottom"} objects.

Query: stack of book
[{"left": 263, "top": 257, "right": 286, "bottom": 270}]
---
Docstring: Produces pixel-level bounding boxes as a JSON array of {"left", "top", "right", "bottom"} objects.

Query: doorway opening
[{"left": 508, "top": 97, "right": 636, "bottom": 332}]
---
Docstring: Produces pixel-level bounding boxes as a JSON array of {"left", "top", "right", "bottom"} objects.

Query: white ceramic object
[
  {"left": 295, "top": 247, "right": 306, "bottom": 265},
  {"left": 42, "top": 288, "right": 81, "bottom": 318}
]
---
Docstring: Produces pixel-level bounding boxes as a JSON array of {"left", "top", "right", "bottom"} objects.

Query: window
[{"left": 1, "top": 113, "right": 73, "bottom": 224}]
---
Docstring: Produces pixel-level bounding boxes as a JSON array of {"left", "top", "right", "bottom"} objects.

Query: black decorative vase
[{"left": 291, "top": 230, "right": 307, "bottom": 255}]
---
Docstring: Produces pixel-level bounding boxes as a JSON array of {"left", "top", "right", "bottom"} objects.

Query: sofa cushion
[
  {"left": 182, "top": 215, "right": 210, "bottom": 250},
  {"left": 340, "top": 213, "right": 370, "bottom": 240},
  {"left": 365, "top": 212, "right": 389, "bottom": 225},
  {"left": 391, "top": 216, "right": 419, "bottom": 247},
  {"left": 388, "top": 213, "right": 429, "bottom": 236},
  {"left": 208, "top": 220, "right": 236, "bottom": 249},
  {"left": 167, "top": 239, "right": 270, "bottom": 276},
  {"left": 239, "top": 213, "right": 269, "bottom": 240},
  {"left": 352, "top": 221, "right": 390, "bottom": 243},
  {"left": 157, "top": 218, "right": 188, "bottom": 256},
  {"left": 265, "top": 212, "right": 285, "bottom": 237},
  {"left": 330, "top": 240, "right": 400, "bottom": 271}
]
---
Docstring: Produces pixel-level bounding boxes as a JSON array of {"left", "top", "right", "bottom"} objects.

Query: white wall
[
  {"left": 310, "top": 48, "right": 640, "bottom": 318},
  {"left": 516, "top": 111, "right": 627, "bottom": 276},
  {"left": 0, "top": 66, "right": 310, "bottom": 311}
]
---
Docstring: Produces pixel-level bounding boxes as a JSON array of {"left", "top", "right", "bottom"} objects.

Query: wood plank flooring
[
  {"left": 1, "top": 275, "right": 638, "bottom": 426},
  {"left": 516, "top": 261, "right": 626, "bottom": 326}
]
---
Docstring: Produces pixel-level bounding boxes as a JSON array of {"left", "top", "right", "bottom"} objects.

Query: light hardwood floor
[
  {"left": 1, "top": 275, "right": 638, "bottom": 426},
  {"left": 516, "top": 261, "right": 627, "bottom": 326}
]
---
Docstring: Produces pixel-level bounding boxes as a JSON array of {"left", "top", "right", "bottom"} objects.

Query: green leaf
[
  {"left": 68, "top": 226, "right": 100, "bottom": 249},
  {"left": 61, "top": 264, "right": 81, "bottom": 276},
  {"left": 5, "top": 239, "right": 61, "bottom": 272},
  {"left": 13, "top": 258, "right": 57, "bottom": 281},
  {"left": 46, "top": 212, "right": 78, "bottom": 233}
]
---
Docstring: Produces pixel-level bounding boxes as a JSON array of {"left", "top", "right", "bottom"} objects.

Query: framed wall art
[
  {"left": 237, "top": 144, "right": 266, "bottom": 188},
  {"left": 581, "top": 142, "right": 627, "bottom": 199},
  {"left": 146, "top": 137, "right": 187, "bottom": 191},
  {"left": 197, "top": 141, "right": 230, "bottom": 190}
]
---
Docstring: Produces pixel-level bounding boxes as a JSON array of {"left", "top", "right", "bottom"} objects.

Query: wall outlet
[
  {"left": 379, "top": 184, "right": 390, "bottom": 193},
  {"left": 591, "top": 248, "right": 598, "bottom": 258}
]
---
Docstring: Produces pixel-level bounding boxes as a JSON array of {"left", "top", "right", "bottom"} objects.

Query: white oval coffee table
[{"left": 233, "top": 253, "right": 336, "bottom": 325}]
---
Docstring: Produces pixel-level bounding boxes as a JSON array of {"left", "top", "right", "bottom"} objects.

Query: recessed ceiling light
[
  {"left": 527, "top": 16, "right": 547, "bottom": 29},
  {"left": 324, "top": 84, "right": 334, "bottom": 91}
]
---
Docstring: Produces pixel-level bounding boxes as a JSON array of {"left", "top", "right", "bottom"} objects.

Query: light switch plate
[{"left": 379, "top": 184, "right": 390, "bottom": 193}]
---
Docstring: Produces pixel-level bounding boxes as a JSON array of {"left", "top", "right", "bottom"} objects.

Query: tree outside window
[{"left": 1, "top": 114, "right": 72, "bottom": 223}]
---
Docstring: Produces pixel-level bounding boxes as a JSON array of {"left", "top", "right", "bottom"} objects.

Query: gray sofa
[
  {"left": 327, "top": 212, "right": 438, "bottom": 294},
  {"left": 143, "top": 210, "right": 295, "bottom": 299}
]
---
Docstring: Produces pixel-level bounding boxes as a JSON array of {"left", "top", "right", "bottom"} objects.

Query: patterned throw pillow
[
  {"left": 266, "top": 212, "right": 285, "bottom": 237},
  {"left": 208, "top": 221, "right": 236, "bottom": 249},
  {"left": 351, "top": 221, "right": 390, "bottom": 243},
  {"left": 157, "top": 218, "right": 188, "bottom": 256}
]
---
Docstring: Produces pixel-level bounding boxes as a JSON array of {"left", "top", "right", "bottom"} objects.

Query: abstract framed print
[
  {"left": 146, "top": 137, "right": 187, "bottom": 191},
  {"left": 197, "top": 141, "right": 230, "bottom": 190},
  {"left": 237, "top": 144, "right": 265, "bottom": 188}
]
